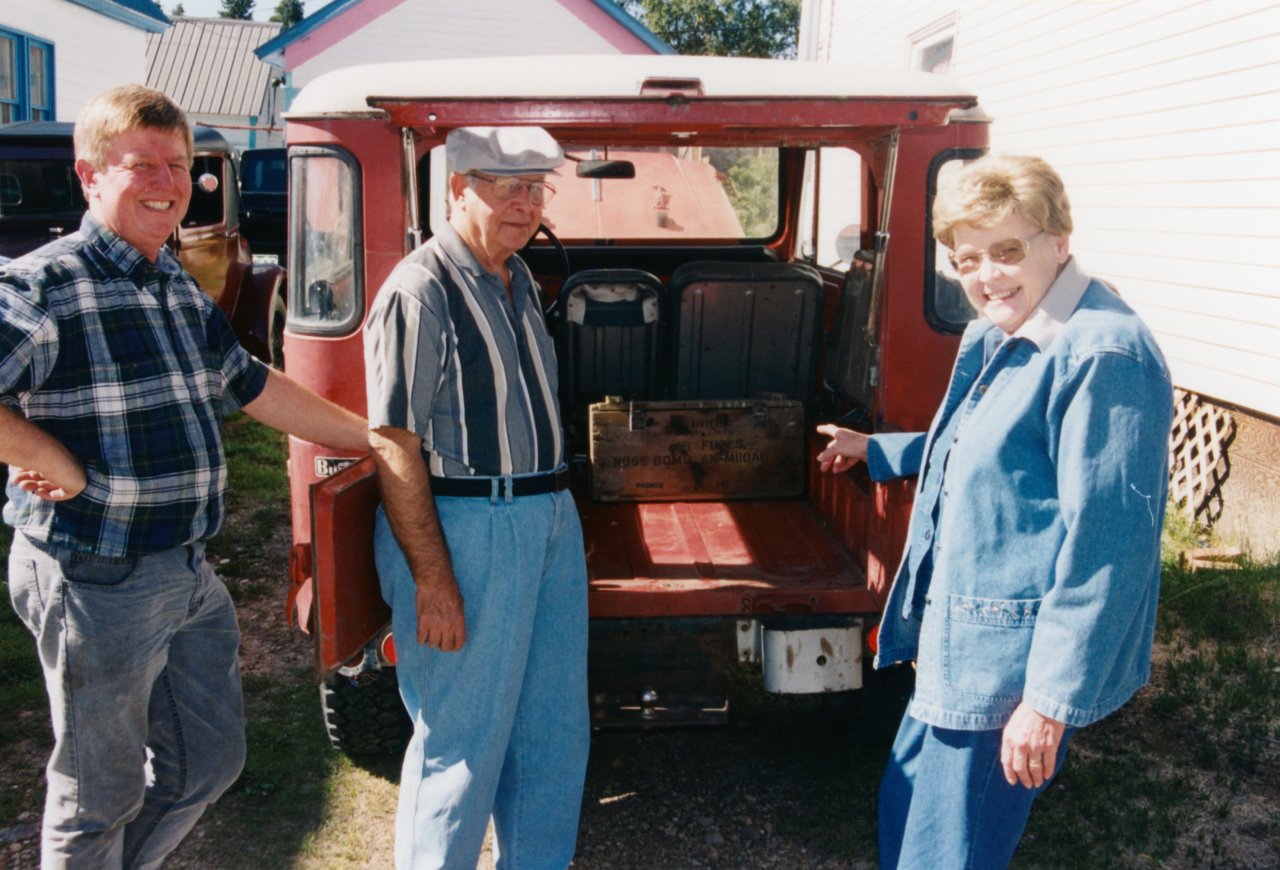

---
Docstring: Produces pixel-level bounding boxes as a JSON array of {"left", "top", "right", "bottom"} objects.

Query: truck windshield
[{"left": 241, "top": 148, "right": 286, "bottom": 194}]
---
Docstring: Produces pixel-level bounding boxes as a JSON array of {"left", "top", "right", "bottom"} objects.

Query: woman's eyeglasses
[
  {"left": 467, "top": 172, "right": 557, "bottom": 206},
  {"left": 948, "top": 230, "right": 1044, "bottom": 275}
]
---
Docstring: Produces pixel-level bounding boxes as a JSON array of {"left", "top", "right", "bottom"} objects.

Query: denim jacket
[{"left": 870, "top": 258, "right": 1173, "bottom": 730}]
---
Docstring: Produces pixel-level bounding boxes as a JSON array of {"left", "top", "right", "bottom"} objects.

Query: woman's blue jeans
[
  {"left": 878, "top": 712, "right": 1074, "bottom": 869},
  {"left": 7, "top": 532, "right": 246, "bottom": 869},
  {"left": 374, "top": 486, "right": 590, "bottom": 870}
]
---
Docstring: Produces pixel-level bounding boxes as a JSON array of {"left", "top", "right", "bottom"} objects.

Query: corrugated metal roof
[{"left": 147, "top": 18, "right": 283, "bottom": 117}]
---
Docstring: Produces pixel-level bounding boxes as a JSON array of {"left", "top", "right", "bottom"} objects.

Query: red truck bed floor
[{"left": 577, "top": 498, "right": 873, "bottom": 618}]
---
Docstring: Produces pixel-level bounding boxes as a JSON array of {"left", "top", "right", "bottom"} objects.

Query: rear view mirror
[{"left": 575, "top": 160, "right": 635, "bottom": 179}]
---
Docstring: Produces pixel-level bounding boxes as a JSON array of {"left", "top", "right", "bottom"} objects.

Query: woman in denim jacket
[{"left": 817, "top": 154, "right": 1174, "bottom": 868}]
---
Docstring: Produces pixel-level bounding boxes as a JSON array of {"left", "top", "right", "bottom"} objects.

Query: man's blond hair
[
  {"left": 74, "top": 84, "right": 193, "bottom": 170},
  {"left": 932, "top": 153, "right": 1073, "bottom": 249}
]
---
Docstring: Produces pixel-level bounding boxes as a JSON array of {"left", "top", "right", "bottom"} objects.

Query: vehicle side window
[
  {"left": 0, "top": 154, "right": 84, "bottom": 216},
  {"left": 289, "top": 147, "right": 362, "bottom": 334},
  {"left": 800, "top": 146, "right": 864, "bottom": 268},
  {"left": 925, "top": 149, "right": 984, "bottom": 332}
]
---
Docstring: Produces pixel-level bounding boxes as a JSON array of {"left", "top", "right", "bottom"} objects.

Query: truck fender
[{"left": 230, "top": 262, "right": 287, "bottom": 367}]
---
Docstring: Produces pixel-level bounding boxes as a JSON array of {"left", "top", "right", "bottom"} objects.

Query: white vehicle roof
[{"left": 287, "top": 54, "right": 976, "bottom": 120}]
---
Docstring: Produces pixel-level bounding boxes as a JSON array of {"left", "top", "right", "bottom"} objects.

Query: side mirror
[
  {"left": 575, "top": 160, "right": 636, "bottom": 180},
  {"left": 833, "top": 224, "right": 861, "bottom": 265},
  {"left": 196, "top": 172, "right": 219, "bottom": 194}
]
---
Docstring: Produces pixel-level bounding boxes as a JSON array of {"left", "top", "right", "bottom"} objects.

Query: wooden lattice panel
[{"left": 1168, "top": 389, "right": 1234, "bottom": 522}]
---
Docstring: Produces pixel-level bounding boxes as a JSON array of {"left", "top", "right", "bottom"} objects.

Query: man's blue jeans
[
  {"left": 374, "top": 486, "right": 590, "bottom": 870},
  {"left": 878, "top": 712, "right": 1074, "bottom": 869},
  {"left": 7, "top": 532, "right": 246, "bottom": 869}
]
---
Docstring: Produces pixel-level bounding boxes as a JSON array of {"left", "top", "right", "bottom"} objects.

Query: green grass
[
  {"left": 1016, "top": 511, "right": 1280, "bottom": 868},
  {"left": 0, "top": 519, "right": 50, "bottom": 764},
  {"left": 208, "top": 414, "right": 290, "bottom": 590}
]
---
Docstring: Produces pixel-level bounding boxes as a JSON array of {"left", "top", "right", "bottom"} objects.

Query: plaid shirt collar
[{"left": 79, "top": 212, "right": 186, "bottom": 284}]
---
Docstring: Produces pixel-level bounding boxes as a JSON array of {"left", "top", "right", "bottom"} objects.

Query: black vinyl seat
[
  {"left": 668, "top": 260, "right": 823, "bottom": 406},
  {"left": 559, "top": 268, "right": 664, "bottom": 420}
]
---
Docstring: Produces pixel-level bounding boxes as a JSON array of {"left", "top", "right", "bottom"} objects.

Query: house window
[
  {"left": 908, "top": 15, "right": 957, "bottom": 76},
  {"left": 0, "top": 28, "right": 55, "bottom": 123}
]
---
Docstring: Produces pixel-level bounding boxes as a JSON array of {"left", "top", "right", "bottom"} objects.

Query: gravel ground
[{"left": 574, "top": 669, "right": 907, "bottom": 869}]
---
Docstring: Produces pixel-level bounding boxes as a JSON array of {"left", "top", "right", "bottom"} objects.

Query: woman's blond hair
[
  {"left": 74, "top": 84, "right": 193, "bottom": 170},
  {"left": 932, "top": 153, "right": 1072, "bottom": 248}
]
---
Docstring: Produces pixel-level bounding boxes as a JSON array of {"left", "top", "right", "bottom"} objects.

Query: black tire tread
[{"left": 320, "top": 667, "right": 412, "bottom": 756}]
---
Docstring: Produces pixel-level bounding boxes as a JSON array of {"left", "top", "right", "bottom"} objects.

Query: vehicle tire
[
  {"left": 269, "top": 291, "right": 287, "bottom": 370},
  {"left": 320, "top": 667, "right": 413, "bottom": 756}
]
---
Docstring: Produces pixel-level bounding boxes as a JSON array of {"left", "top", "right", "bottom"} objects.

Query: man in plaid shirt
[{"left": 0, "top": 85, "right": 370, "bottom": 867}]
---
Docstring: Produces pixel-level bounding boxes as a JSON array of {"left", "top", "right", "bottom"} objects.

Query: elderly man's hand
[
  {"left": 415, "top": 573, "right": 466, "bottom": 652},
  {"left": 815, "top": 424, "right": 870, "bottom": 474},
  {"left": 1001, "top": 702, "right": 1067, "bottom": 789}
]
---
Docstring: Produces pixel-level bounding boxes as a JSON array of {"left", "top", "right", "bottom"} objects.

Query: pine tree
[
  {"left": 270, "top": 0, "right": 305, "bottom": 28},
  {"left": 219, "top": 0, "right": 256, "bottom": 19}
]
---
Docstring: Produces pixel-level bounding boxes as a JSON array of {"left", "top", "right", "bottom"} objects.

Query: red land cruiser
[{"left": 279, "top": 55, "right": 987, "bottom": 753}]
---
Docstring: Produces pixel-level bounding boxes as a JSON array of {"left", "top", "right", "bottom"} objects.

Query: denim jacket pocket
[{"left": 942, "top": 593, "right": 1041, "bottom": 702}]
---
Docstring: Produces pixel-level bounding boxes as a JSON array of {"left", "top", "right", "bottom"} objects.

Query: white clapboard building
[
  {"left": 800, "top": 0, "right": 1280, "bottom": 552},
  {"left": 2, "top": 0, "right": 169, "bottom": 123}
]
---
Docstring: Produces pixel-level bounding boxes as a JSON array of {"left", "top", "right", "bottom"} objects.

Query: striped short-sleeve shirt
[
  {"left": 0, "top": 214, "right": 270, "bottom": 557},
  {"left": 363, "top": 222, "right": 563, "bottom": 477}
]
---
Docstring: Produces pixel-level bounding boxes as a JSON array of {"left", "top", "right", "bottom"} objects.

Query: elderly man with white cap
[{"left": 363, "top": 126, "right": 588, "bottom": 869}]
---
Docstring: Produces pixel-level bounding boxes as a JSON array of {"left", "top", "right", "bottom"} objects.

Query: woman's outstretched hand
[{"left": 815, "top": 424, "right": 869, "bottom": 474}]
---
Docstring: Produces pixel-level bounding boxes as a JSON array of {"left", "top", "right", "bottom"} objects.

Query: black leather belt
[{"left": 428, "top": 470, "right": 569, "bottom": 498}]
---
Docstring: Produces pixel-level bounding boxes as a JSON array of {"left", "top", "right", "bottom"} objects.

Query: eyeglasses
[
  {"left": 467, "top": 171, "right": 556, "bottom": 206},
  {"left": 947, "top": 230, "right": 1044, "bottom": 275}
]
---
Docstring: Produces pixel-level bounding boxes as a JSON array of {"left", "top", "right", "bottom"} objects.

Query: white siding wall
[
  {"left": 806, "top": 0, "right": 1280, "bottom": 419},
  {"left": 3, "top": 0, "right": 152, "bottom": 122},
  {"left": 292, "top": 0, "right": 645, "bottom": 92}
]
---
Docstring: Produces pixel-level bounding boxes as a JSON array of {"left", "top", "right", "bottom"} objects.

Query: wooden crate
[{"left": 589, "top": 398, "right": 805, "bottom": 501}]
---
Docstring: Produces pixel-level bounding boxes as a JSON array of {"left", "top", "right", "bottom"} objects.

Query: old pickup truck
[{"left": 277, "top": 55, "right": 986, "bottom": 753}]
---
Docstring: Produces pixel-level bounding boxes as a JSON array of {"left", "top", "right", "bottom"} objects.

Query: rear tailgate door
[{"left": 309, "top": 455, "right": 387, "bottom": 675}]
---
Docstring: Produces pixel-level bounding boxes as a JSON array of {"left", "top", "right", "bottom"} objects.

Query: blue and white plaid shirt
[{"left": 0, "top": 214, "right": 269, "bottom": 556}]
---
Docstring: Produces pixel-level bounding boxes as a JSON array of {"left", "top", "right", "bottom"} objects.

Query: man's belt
[{"left": 428, "top": 469, "right": 569, "bottom": 498}]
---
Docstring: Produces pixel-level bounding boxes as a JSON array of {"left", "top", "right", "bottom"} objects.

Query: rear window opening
[{"left": 427, "top": 144, "right": 781, "bottom": 244}]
